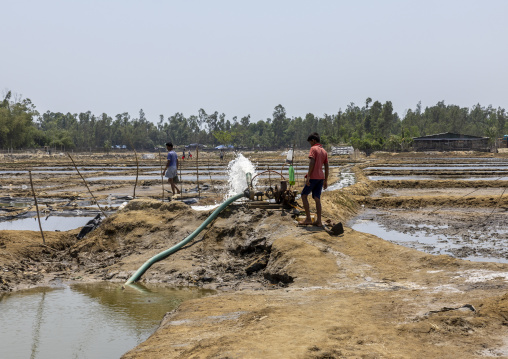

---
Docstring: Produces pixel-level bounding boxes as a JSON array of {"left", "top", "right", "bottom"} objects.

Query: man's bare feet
[{"left": 298, "top": 219, "right": 313, "bottom": 226}]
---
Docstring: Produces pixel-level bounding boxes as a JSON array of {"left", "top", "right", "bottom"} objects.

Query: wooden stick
[
  {"left": 268, "top": 164, "right": 271, "bottom": 188},
  {"left": 207, "top": 160, "right": 214, "bottom": 193},
  {"left": 67, "top": 153, "right": 107, "bottom": 217},
  {"left": 293, "top": 144, "right": 298, "bottom": 185},
  {"left": 159, "top": 149, "right": 165, "bottom": 202},
  {"left": 179, "top": 152, "right": 183, "bottom": 195},
  {"left": 133, "top": 149, "right": 139, "bottom": 198},
  {"left": 197, "top": 145, "right": 200, "bottom": 198},
  {"left": 29, "top": 170, "right": 45, "bottom": 245}
]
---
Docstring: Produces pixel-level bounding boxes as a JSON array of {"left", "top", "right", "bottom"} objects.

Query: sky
[{"left": 2, "top": 0, "right": 507, "bottom": 123}]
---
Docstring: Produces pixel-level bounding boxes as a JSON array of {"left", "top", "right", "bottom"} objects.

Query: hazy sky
[{"left": 2, "top": 0, "right": 507, "bottom": 123}]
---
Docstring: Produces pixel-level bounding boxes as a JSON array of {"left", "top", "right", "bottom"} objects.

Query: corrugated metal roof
[{"left": 413, "top": 132, "right": 488, "bottom": 140}]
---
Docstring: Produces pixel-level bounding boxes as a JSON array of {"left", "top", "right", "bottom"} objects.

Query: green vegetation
[{"left": 1, "top": 91, "right": 506, "bottom": 152}]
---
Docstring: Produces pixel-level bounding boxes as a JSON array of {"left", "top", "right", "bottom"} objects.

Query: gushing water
[{"left": 225, "top": 153, "right": 257, "bottom": 199}]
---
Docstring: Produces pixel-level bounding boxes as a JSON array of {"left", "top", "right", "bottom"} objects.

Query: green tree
[
  {"left": 272, "top": 104, "right": 290, "bottom": 147},
  {"left": 213, "top": 130, "right": 232, "bottom": 146},
  {"left": 0, "top": 92, "right": 39, "bottom": 149}
]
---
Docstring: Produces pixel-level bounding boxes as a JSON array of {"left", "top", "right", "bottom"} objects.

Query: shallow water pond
[
  {"left": 349, "top": 209, "right": 508, "bottom": 263},
  {"left": 0, "top": 216, "right": 97, "bottom": 231},
  {"left": 366, "top": 165, "right": 508, "bottom": 171},
  {"left": 0, "top": 283, "right": 214, "bottom": 359},
  {"left": 368, "top": 175, "right": 508, "bottom": 181}
]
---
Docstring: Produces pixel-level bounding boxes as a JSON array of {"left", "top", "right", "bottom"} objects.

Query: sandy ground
[{"left": 1, "top": 151, "right": 508, "bottom": 358}]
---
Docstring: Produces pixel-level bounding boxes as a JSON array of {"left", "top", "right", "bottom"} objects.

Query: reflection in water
[
  {"left": 0, "top": 283, "right": 214, "bottom": 359},
  {"left": 30, "top": 291, "right": 45, "bottom": 359}
]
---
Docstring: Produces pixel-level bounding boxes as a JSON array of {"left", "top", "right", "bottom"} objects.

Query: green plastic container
[{"left": 288, "top": 165, "right": 295, "bottom": 186}]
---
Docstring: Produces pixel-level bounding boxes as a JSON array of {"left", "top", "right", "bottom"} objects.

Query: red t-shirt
[{"left": 308, "top": 144, "right": 328, "bottom": 179}]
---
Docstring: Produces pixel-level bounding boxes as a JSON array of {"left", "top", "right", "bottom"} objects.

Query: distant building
[
  {"left": 331, "top": 146, "right": 354, "bottom": 155},
  {"left": 497, "top": 135, "right": 508, "bottom": 148},
  {"left": 185, "top": 143, "right": 206, "bottom": 149},
  {"left": 413, "top": 132, "right": 489, "bottom": 152}
]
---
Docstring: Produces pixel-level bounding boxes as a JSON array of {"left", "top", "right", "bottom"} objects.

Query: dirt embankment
[
  {"left": 2, "top": 160, "right": 508, "bottom": 358},
  {"left": 120, "top": 198, "right": 508, "bottom": 358},
  {"left": 345, "top": 166, "right": 508, "bottom": 209}
]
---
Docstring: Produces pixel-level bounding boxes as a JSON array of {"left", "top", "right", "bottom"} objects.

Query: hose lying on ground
[{"left": 124, "top": 192, "right": 246, "bottom": 285}]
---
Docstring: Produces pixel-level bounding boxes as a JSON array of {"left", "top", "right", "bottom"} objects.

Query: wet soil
[
  {"left": 2, "top": 151, "right": 508, "bottom": 358},
  {"left": 351, "top": 207, "right": 508, "bottom": 262}
]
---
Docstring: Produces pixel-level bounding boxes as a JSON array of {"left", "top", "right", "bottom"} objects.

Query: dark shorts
[
  {"left": 301, "top": 179, "right": 324, "bottom": 199},
  {"left": 165, "top": 167, "right": 177, "bottom": 178}
]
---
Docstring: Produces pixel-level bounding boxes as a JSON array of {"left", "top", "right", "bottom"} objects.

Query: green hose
[{"left": 124, "top": 192, "right": 246, "bottom": 285}]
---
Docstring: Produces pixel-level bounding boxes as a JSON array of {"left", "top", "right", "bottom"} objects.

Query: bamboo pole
[
  {"left": 291, "top": 143, "right": 296, "bottom": 188},
  {"left": 67, "top": 153, "right": 107, "bottom": 217},
  {"left": 268, "top": 164, "right": 271, "bottom": 188},
  {"left": 196, "top": 145, "right": 200, "bottom": 198},
  {"left": 179, "top": 153, "right": 183, "bottom": 196},
  {"left": 30, "top": 290, "right": 46, "bottom": 358},
  {"left": 207, "top": 159, "right": 216, "bottom": 194},
  {"left": 29, "top": 170, "right": 45, "bottom": 245},
  {"left": 133, "top": 149, "right": 139, "bottom": 198},
  {"left": 159, "top": 149, "right": 165, "bottom": 202},
  {"left": 294, "top": 144, "right": 299, "bottom": 186}
]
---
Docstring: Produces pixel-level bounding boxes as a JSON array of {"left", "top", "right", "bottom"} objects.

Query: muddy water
[
  {"left": 325, "top": 168, "right": 356, "bottom": 191},
  {"left": 350, "top": 209, "right": 508, "bottom": 263},
  {"left": 0, "top": 283, "right": 214, "bottom": 359}
]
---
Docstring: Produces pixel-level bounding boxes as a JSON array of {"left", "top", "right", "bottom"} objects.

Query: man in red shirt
[{"left": 299, "top": 132, "right": 329, "bottom": 226}]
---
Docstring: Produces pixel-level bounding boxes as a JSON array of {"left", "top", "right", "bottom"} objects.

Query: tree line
[{"left": 1, "top": 91, "right": 506, "bottom": 152}]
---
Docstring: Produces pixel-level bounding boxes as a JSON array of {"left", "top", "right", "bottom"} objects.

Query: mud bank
[{"left": 121, "top": 206, "right": 508, "bottom": 358}]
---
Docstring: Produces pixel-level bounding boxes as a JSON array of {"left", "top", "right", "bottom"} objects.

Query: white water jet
[
  {"left": 225, "top": 153, "right": 257, "bottom": 199},
  {"left": 191, "top": 153, "right": 257, "bottom": 210},
  {"left": 191, "top": 204, "right": 221, "bottom": 211}
]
